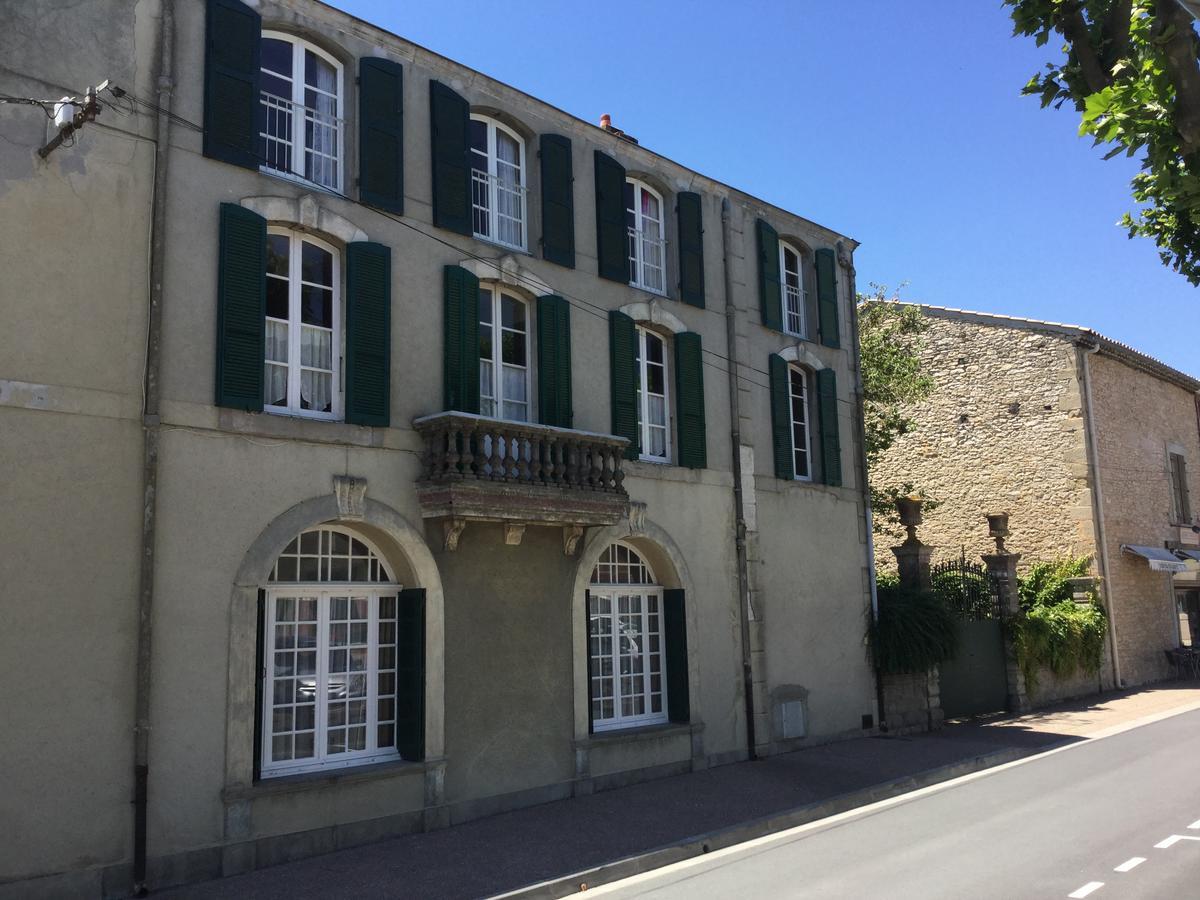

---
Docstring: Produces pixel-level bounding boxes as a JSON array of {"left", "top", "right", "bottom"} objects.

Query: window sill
[
  {"left": 629, "top": 283, "right": 668, "bottom": 300},
  {"left": 223, "top": 756, "right": 437, "bottom": 802},
  {"left": 576, "top": 721, "right": 700, "bottom": 749},
  {"left": 217, "top": 408, "right": 385, "bottom": 447},
  {"left": 473, "top": 234, "right": 532, "bottom": 257},
  {"left": 259, "top": 165, "right": 344, "bottom": 199}
]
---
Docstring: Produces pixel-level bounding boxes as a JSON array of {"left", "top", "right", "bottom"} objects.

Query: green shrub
[
  {"left": 869, "top": 583, "right": 958, "bottom": 675},
  {"left": 1011, "top": 556, "right": 1107, "bottom": 692}
]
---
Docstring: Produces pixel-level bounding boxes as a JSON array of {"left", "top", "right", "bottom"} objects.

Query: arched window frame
[
  {"left": 478, "top": 281, "right": 535, "bottom": 423},
  {"left": 469, "top": 115, "right": 528, "bottom": 251},
  {"left": 626, "top": 179, "right": 667, "bottom": 294},
  {"left": 635, "top": 324, "right": 671, "bottom": 463},
  {"left": 261, "top": 525, "right": 404, "bottom": 779},
  {"left": 779, "top": 239, "right": 808, "bottom": 338},
  {"left": 588, "top": 542, "right": 668, "bottom": 731},
  {"left": 787, "top": 363, "right": 814, "bottom": 482},
  {"left": 260, "top": 32, "right": 345, "bottom": 192},
  {"left": 264, "top": 226, "right": 343, "bottom": 421}
]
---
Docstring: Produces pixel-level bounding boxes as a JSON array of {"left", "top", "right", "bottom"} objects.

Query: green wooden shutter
[
  {"left": 609, "top": 310, "right": 639, "bottom": 459},
  {"left": 769, "top": 354, "right": 794, "bottom": 480},
  {"left": 594, "top": 151, "right": 628, "bottom": 282},
  {"left": 358, "top": 58, "right": 404, "bottom": 215},
  {"left": 536, "top": 295, "right": 573, "bottom": 428},
  {"left": 585, "top": 590, "right": 595, "bottom": 735},
  {"left": 817, "top": 367, "right": 842, "bottom": 486},
  {"left": 429, "top": 81, "right": 471, "bottom": 236},
  {"left": 663, "top": 589, "right": 690, "bottom": 723},
  {"left": 756, "top": 219, "right": 782, "bottom": 332},
  {"left": 540, "top": 134, "right": 575, "bottom": 268},
  {"left": 674, "top": 332, "right": 706, "bottom": 469},
  {"left": 677, "top": 192, "right": 705, "bottom": 308},
  {"left": 395, "top": 588, "right": 425, "bottom": 762},
  {"left": 443, "top": 265, "right": 480, "bottom": 413},
  {"left": 815, "top": 248, "right": 840, "bottom": 348},
  {"left": 253, "top": 590, "right": 266, "bottom": 781},
  {"left": 215, "top": 203, "right": 266, "bottom": 411},
  {"left": 345, "top": 242, "right": 391, "bottom": 426},
  {"left": 203, "top": 0, "right": 261, "bottom": 169}
]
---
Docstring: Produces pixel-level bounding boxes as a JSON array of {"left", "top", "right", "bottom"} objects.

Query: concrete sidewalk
[{"left": 159, "top": 682, "right": 1200, "bottom": 900}]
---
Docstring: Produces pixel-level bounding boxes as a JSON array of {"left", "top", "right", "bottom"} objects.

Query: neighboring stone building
[
  {"left": 872, "top": 304, "right": 1200, "bottom": 691},
  {"left": 0, "top": 1, "right": 877, "bottom": 896}
]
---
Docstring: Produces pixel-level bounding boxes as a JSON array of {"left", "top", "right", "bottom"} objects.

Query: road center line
[
  {"left": 1068, "top": 882, "right": 1105, "bottom": 899},
  {"left": 1154, "top": 834, "right": 1200, "bottom": 848},
  {"left": 1114, "top": 857, "right": 1145, "bottom": 872},
  {"left": 1189, "top": 818, "right": 1200, "bottom": 830}
]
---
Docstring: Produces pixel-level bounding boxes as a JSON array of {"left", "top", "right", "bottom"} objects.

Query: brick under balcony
[{"left": 412, "top": 412, "right": 631, "bottom": 551}]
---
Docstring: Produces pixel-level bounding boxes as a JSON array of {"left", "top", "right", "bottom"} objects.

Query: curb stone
[{"left": 493, "top": 744, "right": 1041, "bottom": 899}]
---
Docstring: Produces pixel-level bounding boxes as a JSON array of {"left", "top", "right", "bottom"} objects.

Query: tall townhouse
[{"left": 0, "top": 1, "right": 876, "bottom": 895}]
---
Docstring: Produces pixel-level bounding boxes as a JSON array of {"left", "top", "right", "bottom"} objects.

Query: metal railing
[
  {"left": 783, "top": 282, "right": 807, "bottom": 335},
  {"left": 627, "top": 226, "right": 666, "bottom": 293},
  {"left": 413, "top": 412, "right": 629, "bottom": 494},
  {"left": 259, "top": 91, "right": 342, "bottom": 190},
  {"left": 472, "top": 168, "right": 526, "bottom": 249}
]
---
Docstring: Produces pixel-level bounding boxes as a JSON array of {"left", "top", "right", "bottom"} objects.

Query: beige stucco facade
[
  {"left": 0, "top": 1, "right": 877, "bottom": 896},
  {"left": 872, "top": 305, "right": 1200, "bottom": 692}
]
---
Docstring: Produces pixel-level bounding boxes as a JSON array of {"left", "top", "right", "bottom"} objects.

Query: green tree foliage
[
  {"left": 858, "top": 289, "right": 936, "bottom": 532},
  {"left": 868, "top": 578, "right": 959, "bottom": 675},
  {"left": 1006, "top": 0, "right": 1200, "bottom": 284}
]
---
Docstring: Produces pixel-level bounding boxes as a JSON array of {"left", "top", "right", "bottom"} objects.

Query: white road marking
[
  {"left": 1189, "top": 818, "right": 1200, "bottom": 830},
  {"left": 1114, "top": 857, "right": 1145, "bottom": 872},
  {"left": 1068, "top": 882, "right": 1105, "bottom": 899},
  {"left": 1154, "top": 834, "right": 1200, "bottom": 849}
]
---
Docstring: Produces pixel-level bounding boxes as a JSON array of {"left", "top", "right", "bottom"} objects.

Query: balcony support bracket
[{"left": 443, "top": 517, "right": 467, "bottom": 552}]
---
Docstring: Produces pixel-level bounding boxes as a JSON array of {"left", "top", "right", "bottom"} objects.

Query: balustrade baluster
[
  {"left": 461, "top": 422, "right": 476, "bottom": 479},
  {"left": 489, "top": 426, "right": 504, "bottom": 481},
  {"left": 446, "top": 427, "right": 461, "bottom": 478}
]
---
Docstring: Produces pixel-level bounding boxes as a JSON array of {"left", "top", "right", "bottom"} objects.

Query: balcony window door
[
  {"left": 626, "top": 180, "right": 666, "bottom": 294},
  {"left": 470, "top": 117, "right": 527, "bottom": 250},
  {"left": 635, "top": 327, "right": 670, "bottom": 462},
  {"left": 479, "top": 286, "right": 530, "bottom": 422},
  {"left": 780, "top": 241, "right": 807, "bottom": 337},
  {"left": 260, "top": 34, "right": 343, "bottom": 191}
]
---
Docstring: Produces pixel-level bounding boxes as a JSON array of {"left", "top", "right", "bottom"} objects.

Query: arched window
[
  {"left": 626, "top": 180, "right": 666, "bottom": 293},
  {"left": 786, "top": 364, "right": 813, "bottom": 481},
  {"left": 779, "top": 240, "right": 807, "bottom": 337},
  {"left": 470, "top": 116, "right": 527, "bottom": 250},
  {"left": 261, "top": 526, "right": 402, "bottom": 777},
  {"left": 478, "top": 285, "right": 531, "bottom": 421},
  {"left": 588, "top": 543, "right": 667, "bottom": 731},
  {"left": 265, "top": 227, "right": 341, "bottom": 419},
  {"left": 635, "top": 326, "right": 670, "bottom": 462},
  {"left": 260, "top": 33, "right": 344, "bottom": 191}
]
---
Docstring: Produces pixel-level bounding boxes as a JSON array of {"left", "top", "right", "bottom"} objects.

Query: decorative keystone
[{"left": 333, "top": 475, "right": 367, "bottom": 520}]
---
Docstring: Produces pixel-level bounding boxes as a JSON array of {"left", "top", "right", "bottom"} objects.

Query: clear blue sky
[{"left": 336, "top": 0, "right": 1198, "bottom": 377}]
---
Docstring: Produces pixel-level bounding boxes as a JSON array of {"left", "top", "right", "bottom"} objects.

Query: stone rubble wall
[{"left": 880, "top": 669, "right": 942, "bottom": 734}]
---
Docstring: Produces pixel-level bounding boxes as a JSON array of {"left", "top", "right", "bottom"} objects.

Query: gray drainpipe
[
  {"left": 133, "top": 1, "right": 174, "bottom": 893},
  {"left": 837, "top": 242, "right": 883, "bottom": 728},
  {"left": 1079, "top": 340, "right": 1122, "bottom": 689},
  {"left": 721, "top": 198, "right": 757, "bottom": 760}
]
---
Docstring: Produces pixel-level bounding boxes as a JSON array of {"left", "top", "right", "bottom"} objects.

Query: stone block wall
[
  {"left": 871, "top": 314, "right": 1097, "bottom": 573},
  {"left": 880, "top": 669, "right": 942, "bottom": 734}
]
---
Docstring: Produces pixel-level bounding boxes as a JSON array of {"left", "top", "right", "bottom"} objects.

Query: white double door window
[
  {"left": 470, "top": 117, "right": 526, "bottom": 250},
  {"left": 788, "top": 365, "right": 813, "bottom": 481},
  {"left": 479, "top": 286, "right": 530, "bottom": 422},
  {"left": 626, "top": 180, "right": 665, "bottom": 293},
  {"left": 780, "top": 242, "right": 806, "bottom": 337},
  {"left": 635, "top": 327, "right": 670, "bottom": 462},
  {"left": 260, "top": 34, "right": 342, "bottom": 191},
  {"left": 265, "top": 229, "right": 340, "bottom": 419}
]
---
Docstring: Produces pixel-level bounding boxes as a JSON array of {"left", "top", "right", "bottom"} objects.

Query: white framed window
[
  {"left": 589, "top": 543, "right": 668, "bottom": 732},
  {"left": 788, "top": 365, "right": 813, "bottom": 481},
  {"left": 262, "top": 526, "right": 401, "bottom": 778},
  {"left": 478, "top": 286, "right": 531, "bottom": 422},
  {"left": 780, "top": 241, "right": 807, "bottom": 337},
  {"left": 634, "top": 327, "right": 670, "bottom": 462},
  {"left": 265, "top": 228, "right": 341, "bottom": 419},
  {"left": 470, "top": 116, "right": 527, "bottom": 250},
  {"left": 260, "top": 33, "right": 344, "bottom": 192},
  {"left": 626, "top": 180, "right": 666, "bottom": 294}
]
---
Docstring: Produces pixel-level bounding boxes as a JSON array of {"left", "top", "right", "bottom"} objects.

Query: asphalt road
[{"left": 593, "top": 708, "right": 1200, "bottom": 900}]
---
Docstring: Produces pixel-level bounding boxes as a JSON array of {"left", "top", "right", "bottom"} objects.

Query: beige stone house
[
  {"left": 872, "top": 304, "right": 1200, "bottom": 691},
  {"left": 0, "top": 1, "right": 877, "bottom": 895}
]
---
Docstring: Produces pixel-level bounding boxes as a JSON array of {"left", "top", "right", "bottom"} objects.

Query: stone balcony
[{"left": 412, "top": 412, "right": 631, "bottom": 552}]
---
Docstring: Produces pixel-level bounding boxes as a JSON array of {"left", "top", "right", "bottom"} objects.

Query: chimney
[
  {"left": 600, "top": 113, "right": 611, "bottom": 129},
  {"left": 598, "top": 112, "right": 639, "bottom": 145}
]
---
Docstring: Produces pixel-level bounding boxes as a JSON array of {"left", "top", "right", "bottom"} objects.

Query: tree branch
[
  {"left": 1056, "top": 1, "right": 1112, "bottom": 92},
  {"left": 1103, "top": 0, "right": 1133, "bottom": 68},
  {"left": 1154, "top": 0, "right": 1200, "bottom": 154}
]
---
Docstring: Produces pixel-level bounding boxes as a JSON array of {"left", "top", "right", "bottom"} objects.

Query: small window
[
  {"left": 478, "top": 286, "right": 530, "bottom": 421},
  {"left": 626, "top": 180, "right": 666, "bottom": 294},
  {"left": 635, "top": 327, "right": 670, "bottom": 462},
  {"left": 780, "top": 241, "right": 807, "bottom": 337},
  {"left": 1170, "top": 452, "right": 1191, "bottom": 523},
  {"left": 260, "top": 34, "right": 344, "bottom": 191},
  {"left": 589, "top": 543, "right": 667, "bottom": 731},
  {"left": 470, "top": 117, "right": 527, "bottom": 250},
  {"left": 262, "top": 527, "right": 401, "bottom": 778},
  {"left": 264, "top": 228, "right": 341, "bottom": 420},
  {"left": 788, "top": 365, "right": 812, "bottom": 481}
]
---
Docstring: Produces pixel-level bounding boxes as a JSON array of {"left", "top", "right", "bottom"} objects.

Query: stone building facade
[
  {"left": 872, "top": 304, "right": 1200, "bottom": 690},
  {"left": 0, "top": 1, "right": 877, "bottom": 896}
]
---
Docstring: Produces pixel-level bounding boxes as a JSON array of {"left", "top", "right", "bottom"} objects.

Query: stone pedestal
[
  {"left": 892, "top": 539, "right": 934, "bottom": 592},
  {"left": 983, "top": 550, "right": 1030, "bottom": 714}
]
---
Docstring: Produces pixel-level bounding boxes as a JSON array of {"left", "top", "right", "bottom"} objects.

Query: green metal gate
[{"left": 934, "top": 554, "right": 1008, "bottom": 718}]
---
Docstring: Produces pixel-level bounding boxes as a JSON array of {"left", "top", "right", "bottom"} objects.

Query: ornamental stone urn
[{"left": 986, "top": 512, "right": 1010, "bottom": 553}]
